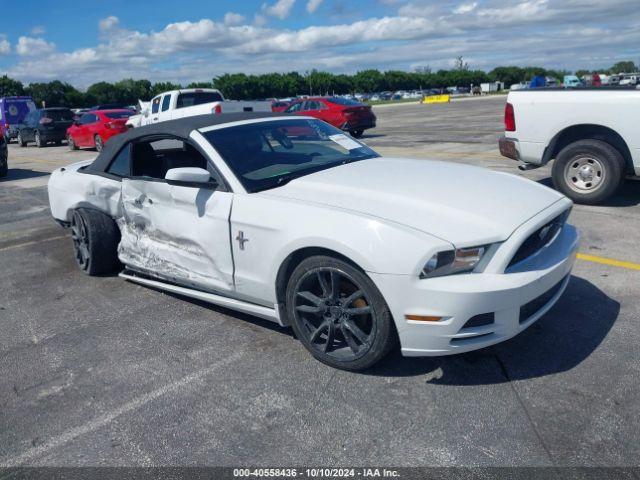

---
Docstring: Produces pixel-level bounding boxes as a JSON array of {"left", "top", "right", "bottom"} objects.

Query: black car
[
  {"left": 0, "top": 130, "right": 7, "bottom": 177},
  {"left": 17, "top": 108, "right": 74, "bottom": 148}
]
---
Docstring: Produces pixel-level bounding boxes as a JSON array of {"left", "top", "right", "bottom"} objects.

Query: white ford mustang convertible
[{"left": 48, "top": 112, "right": 579, "bottom": 370}]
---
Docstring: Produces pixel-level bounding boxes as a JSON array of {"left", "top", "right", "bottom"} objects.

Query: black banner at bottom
[{"left": 1, "top": 467, "right": 639, "bottom": 480}]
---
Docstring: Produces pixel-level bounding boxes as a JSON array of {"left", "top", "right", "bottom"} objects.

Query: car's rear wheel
[
  {"left": 67, "top": 135, "right": 78, "bottom": 151},
  {"left": 94, "top": 135, "right": 104, "bottom": 152},
  {"left": 349, "top": 129, "right": 364, "bottom": 138},
  {"left": 286, "top": 255, "right": 396, "bottom": 371},
  {"left": 70, "top": 208, "right": 121, "bottom": 276},
  {"left": 552, "top": 139, "right": 625, "bottom": 205},
  {"left": 35, "top": 131, "right": 43, "bottom": 148},
  {"left": 17, "top": 133, "right": 26, "bottom": 147}
]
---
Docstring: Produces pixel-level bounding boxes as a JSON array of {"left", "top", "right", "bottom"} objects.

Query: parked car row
[{"left": 281, "top": 97, "right": 376, "bottom": 138}]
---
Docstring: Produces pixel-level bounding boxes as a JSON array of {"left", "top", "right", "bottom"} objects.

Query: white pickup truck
[
  {"left": 127, "top": 88, "right": 272, "bottom": 128},
  {"left": 499, "top": 88, "right": 640, "bottom": 204}
]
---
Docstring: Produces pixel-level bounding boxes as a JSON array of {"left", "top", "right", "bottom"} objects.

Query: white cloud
[
  {"left": 453, "top": 2, "right": 477, "bottom": 14},
  {"left": 262, "top": 0, "right": 296, "bottom": 19},
  {"left": 16, "top": 37, "right": 55, "bottom": 57},
  {"left": 306, "top": 0, "right": 323, "bottom": 13},
  {"left": 5, "top": 0, "right": 640, "bottom": 86},
  {"left": 0, "top": 38, "right": 10, "bottom": 55},
  {"left": 99, "top": 16, "right": 120, "bottom": 31},
  {"left": 254, "top": 14, "right": 268, "bottom": 26},
  {"left": 30, "top": 25, "right": 46, "bottom": 35},
  {"left": 224, "top": 12, "right": 246, "bottom": 26}
]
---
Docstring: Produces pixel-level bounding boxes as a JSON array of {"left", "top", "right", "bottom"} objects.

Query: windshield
[
  {"left": 44, "top": 109, "right": 74, "bottom": 121},
  {"left": 326, "top": 97, "right": 363, "bottom": 106},
  {"left": 104, "top": 111, "right": 133, "bottom": 119},
  {"left": 176, "top": 91, "right": 223, "bottom": 108},
  {"left": 203, "top": 119, "right": 379, "bottom": 192},
  {"left": 3, "top": 99, "right": 36, "bottom": 123}
]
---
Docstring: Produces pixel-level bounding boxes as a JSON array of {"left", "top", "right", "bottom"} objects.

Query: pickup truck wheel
[
  {"left": 286, "top": 255, "right": 397, "bottom": 371},
  {"left": 552, "top": 139, "right": 624, "bottom": 205},
  {"left": 70, "top": 208, "right": 121, "bottom": 276}
]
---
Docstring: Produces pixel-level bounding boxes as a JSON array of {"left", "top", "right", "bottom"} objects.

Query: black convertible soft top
[{"left": 86, "top": 111, "right": 288, "bottom": 173}]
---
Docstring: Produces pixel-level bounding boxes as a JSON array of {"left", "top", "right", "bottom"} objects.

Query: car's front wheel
[
  {"left": 552, "top": 139, "right": 625, "bottom": 205},
  {"left": 286, "top": 255, "right": 396, "bottom": 370},
  {"left": 17, "top": 133, "right": 26, "bottom": 147},
  {"left": 70, "top": 208, "right": 121, "bottom": 276},
  {"left": 67, "top": 135, "right": 78, "bottom": 151},
  {"left": 349, "top": 129, "right": 364, "bottom": 138},
  {"left": 35, "top": 131, "right": 44, "bottom": 148}
]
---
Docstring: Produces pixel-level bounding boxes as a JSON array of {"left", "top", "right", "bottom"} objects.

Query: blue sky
[{"left": 1, "top": 0, "right": 639, "bottom": 88}]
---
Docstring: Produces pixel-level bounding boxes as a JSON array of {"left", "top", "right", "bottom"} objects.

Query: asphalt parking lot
[{"left": 1, "top": 95, "right": 639, "bottom": 467}]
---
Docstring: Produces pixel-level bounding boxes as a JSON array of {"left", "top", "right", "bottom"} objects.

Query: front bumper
[{"left": 370, "top": 200, "right": 579, "bottom": 356}]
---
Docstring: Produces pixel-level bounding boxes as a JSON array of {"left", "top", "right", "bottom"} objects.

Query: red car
[
  {"left": 66, "top": 109, "right": 133, "bottom": 152},
  {"left": 284, "top": 97, "right": 376, "bottom": 137},
  {"left": 271, "top": 100, "right": 292, "bottom": 112}
]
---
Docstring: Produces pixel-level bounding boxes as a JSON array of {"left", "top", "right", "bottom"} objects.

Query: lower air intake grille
[{"left": 519, "top": 276, "right": 567, "bottom": 324}]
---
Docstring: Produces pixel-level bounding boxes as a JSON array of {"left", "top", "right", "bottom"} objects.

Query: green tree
[
  {"left": 86, "top": 82, "right": 120, "bottom": 105},
  {"left": 0, "top": 75, "right": 25, "bottom": 97},
  {"left": 26, "top": 81, "right": 81, "bottom": 107},
  {"left": 353, "top": 70, "right": 385, "bottom": 93},
  {"left": 114, "top": 79, "right": 152, "bottom": 104},
  {"left": 489, "top": 66, "right": 525, "bottom": 86},
  {"left": 609, "top": 61, "right": 637, "bottom": 74},
  {"left": 187, "top": 81, "right": 213, "bottom": 89},
  {"left": 150, "top": 82, "right": 182, "bottom": 97}
]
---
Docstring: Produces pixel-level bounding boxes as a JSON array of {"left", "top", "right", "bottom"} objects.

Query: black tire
[
  {"left": 35, "top": 131, "right": 43, "bottom": 148},
  {"left": 17, "top": 132, "right": 27, "bottom": 147},
  {"left": 70, "top": 208, "right": 121, "bottom": 276},
  {"left": 349, "top": 129, "right": 364, "bottom": 138},
  {"left": 67, "top": 135, "right": 78, "bottom": 151},
  {"left": 0, "top": 158, "right": 7, "bottom": 178},
  {"left": 94, "top": 135, "right": 103, "bottom": 152},
  {"left": 285, "top": 255, "right": 396, "bottom": 371},
  {"left": 552, "top": 139, "right": 625, "bottom": 205}
]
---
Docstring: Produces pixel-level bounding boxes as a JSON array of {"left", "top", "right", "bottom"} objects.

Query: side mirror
[{"left": 165, "top": 167, "right": 212, "bottom": 184}]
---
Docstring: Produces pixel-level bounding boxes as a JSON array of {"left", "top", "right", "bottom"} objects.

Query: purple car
[{"left": 0, "top": 96, "right": 37, "bottom": 142}]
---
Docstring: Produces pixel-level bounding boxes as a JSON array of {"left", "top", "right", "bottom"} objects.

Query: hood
[{"left": 262, "top": 157, "right": 564, "bottom": 246}]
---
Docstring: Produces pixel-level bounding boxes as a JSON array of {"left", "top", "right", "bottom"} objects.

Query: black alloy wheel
[
  {"left": 294, "top": 267, "right": 376, "bottom": 360},
  {"left": 71, "top": 210, "right": 90, "bottom": 271},
  {"left": 287, "top": 256, "right": 396, "bottom": 370}
]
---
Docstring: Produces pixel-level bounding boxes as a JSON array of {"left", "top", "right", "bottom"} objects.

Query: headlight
[{"left": 420, "top": 246, "right": 487, "bottom": 279}]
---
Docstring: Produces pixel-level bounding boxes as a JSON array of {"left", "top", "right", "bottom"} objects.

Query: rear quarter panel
[
  {"left": 48, "top": 161, "right": 121, "bottom": 222},
  {"left": 508, "top": 90, "right": 640, "bottom": 169}
]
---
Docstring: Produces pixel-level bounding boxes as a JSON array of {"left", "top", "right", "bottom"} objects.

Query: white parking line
[{"left": 0, "top": 353, "right": 242, "bottom": 467}]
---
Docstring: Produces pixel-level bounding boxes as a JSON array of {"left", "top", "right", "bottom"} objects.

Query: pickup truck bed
[{"left": 500, "top": 88, "right": 640, "bottom": 204}]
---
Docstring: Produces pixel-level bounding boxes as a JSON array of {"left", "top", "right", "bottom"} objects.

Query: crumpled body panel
[{"left": 118, "top": 179, "right": 234, "bottom": 292}]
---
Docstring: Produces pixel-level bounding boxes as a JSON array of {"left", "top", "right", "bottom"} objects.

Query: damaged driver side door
[{"left": 118, "top": 138, "right": 234, "bottom": 293}]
